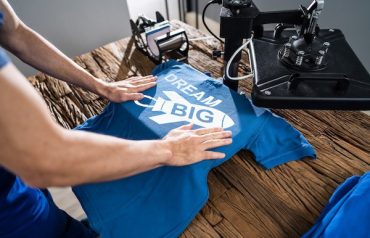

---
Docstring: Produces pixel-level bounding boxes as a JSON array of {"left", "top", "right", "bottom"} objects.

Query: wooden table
[{"left": 28, "top": 21, "right": 370, "bottom": 238}]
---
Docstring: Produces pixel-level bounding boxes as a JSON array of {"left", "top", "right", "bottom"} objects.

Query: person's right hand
[
  {"left": 99, "top": 75, "right": 157, "bottom": 103},
  {"left": 162, "top": 124, "right": 232, "bottom": 166}
]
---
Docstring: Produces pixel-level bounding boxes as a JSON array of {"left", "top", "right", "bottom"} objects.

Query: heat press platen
[{"left": 250, "top": 30, "right": 370, "bottom": 110}]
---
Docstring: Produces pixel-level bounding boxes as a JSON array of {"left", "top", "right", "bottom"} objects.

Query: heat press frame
[
  {"left": 130, "top": 12, "right": 189, "bottom": 64},
  {"left": 217, "top": 0, "right": 370, "bottom": 110}
]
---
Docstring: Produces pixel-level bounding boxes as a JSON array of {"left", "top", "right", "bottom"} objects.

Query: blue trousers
[{"left": 40, "top": 189, "right": 98, "bottom": 238}]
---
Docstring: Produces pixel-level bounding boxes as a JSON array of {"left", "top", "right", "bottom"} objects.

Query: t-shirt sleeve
[
  {"left": 246, "top": 112, "right": 316, "bottom": 169},
  {"left": 0, "top": 47, "right": 10, "bottom": 69}
]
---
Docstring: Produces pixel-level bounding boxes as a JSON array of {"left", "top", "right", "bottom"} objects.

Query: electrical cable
[
  {"left": 202, "top": 0, "right": 253, "bottom": 80},
  {"left": 226, "top": 34, "right": 254, "bottom": 80},
  {"left": 202, "top": 0, "right": 224, "bottom": 44}
]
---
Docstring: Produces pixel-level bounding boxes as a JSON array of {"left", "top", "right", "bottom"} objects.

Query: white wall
[
  {"left": 126, "top": 0, "right": 179, "bottom": 21},
  {"left": 8, "top": 0, "right": 132, "bottom": 76}
]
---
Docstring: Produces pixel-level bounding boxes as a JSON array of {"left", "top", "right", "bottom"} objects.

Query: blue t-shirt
[
  {"left": 73, "top": 60, "right": 316, "bottom": 238},
  {"left": 303, "top": 172, "right": 370, "bottom": 238}
]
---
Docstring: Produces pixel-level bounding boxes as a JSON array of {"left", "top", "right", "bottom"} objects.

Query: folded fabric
[
  {"left": 303, "top": 171, "right": 370, "bottom": 238},
  {"left": 73, "top": 60, "right": 316, "bottom": 238}
]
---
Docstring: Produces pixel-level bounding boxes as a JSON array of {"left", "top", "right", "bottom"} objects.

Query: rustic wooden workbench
[{"left": 29, "top": 21, "right": 370, "bottom": 237}]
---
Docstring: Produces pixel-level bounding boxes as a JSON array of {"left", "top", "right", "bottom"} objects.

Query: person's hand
[
  {"left": 162, "top": 124, "right": 232, "bottom": 166},
  {"left": 100, "top": 75, "right": 157, "bottom": 103}
]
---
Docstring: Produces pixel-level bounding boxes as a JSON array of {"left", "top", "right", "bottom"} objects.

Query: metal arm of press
[{"left": 221, "top": 0, "right": 325, "bottom": 90}]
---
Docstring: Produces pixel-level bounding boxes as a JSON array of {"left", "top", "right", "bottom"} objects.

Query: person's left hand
[{"left": 100, "top": 75, "right": 157, "bottom": 103}]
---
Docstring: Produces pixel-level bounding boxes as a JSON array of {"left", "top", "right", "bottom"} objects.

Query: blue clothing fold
[
  {"left": 73, "top": 61, "right": 316, "bottom": 238},
  {"left": 303, "top": 172, "right": 370, "bottom": 238}
]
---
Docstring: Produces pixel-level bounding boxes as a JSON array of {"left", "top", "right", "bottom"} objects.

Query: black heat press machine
[
  {"left": 130, "top": 12, "right": 189, "bottom": 64},
  {"left": 214, "top": 0, "right": 370, "bottom": 110}
]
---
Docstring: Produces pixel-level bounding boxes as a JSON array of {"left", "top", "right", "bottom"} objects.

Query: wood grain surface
[{"left": 28, "top": 20, "right": 370, "bottom": 237}]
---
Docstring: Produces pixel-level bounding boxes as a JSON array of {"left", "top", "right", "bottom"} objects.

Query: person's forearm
[
  {"left": 27, "top": 129, "right": 172, "bottom": 187},
  {"left": 0, "top": 62, "right": 170, "bottom": 188},
  {"left": 2, "top": 22, "right": 107, "bottom": 95},
  {"left": 0, "top": 61, "right": 230, "bottom": 188}
]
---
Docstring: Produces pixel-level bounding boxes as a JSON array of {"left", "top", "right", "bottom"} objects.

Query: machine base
[{"left": 250, "top": 30, "right": 370, "bottom": 110}]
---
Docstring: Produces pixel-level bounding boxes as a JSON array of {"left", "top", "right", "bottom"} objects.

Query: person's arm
[
  {"left": 0, "top": 63, "right": 232, "bottom": 188},
  {"left": 0, "top": 0, "right": 155, "bottom": 102}
]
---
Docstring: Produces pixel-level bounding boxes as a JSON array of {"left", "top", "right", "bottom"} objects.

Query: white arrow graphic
[{"left": 134, "top": 91, "right": 235, "bottom": 129}]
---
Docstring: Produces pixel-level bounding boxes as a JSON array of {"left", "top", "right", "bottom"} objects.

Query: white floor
[{"left": 49, "top": 187, "right": 85, "bottom": 220}]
